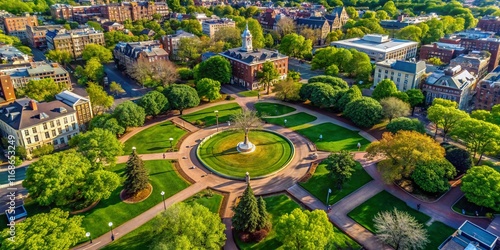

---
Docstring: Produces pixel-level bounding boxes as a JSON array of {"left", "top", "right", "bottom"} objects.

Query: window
[
  {"left": 64, "top": 117, "right": 68, "bottom": 124},
  {"left": 52, "top": 130, "right": 56, "bottom": 137},
  {"left": 32, "top": 127, "right": 37, "bottom": 133},
  {"left": 58, "top": 128, "right": 62, "bottom": 134},
  {"left": 24, "top": 130, "right": 29, "bottom": 136},
  {"left": 26, "top": 138, "right": 31, "bottom": 144},
  {"left": 65, "top": 125, "right": 69, "bottom": 131},
  {"left": 56, "top": 120, "right": 60, "bottom": 126},
  {"left": 45, "top": 132, "right": 50, "bottom": 139},
  {"left": 60, "top": 138, "right": 65, "bottom": 144},
  {"left": 72, "top": 123, "right": 76, "bottom": 130},
  {"left": 71, "top": 116, "right": 75, "bottom": 122},
  {"left": 43, "top": 123, "right": 47, "bottom": 130},
  {"left": 34, "top": 135, "right": 39, "bottom": 142},
  {"left": 53, "top": 139, "right": 58, "bottom": 145}
]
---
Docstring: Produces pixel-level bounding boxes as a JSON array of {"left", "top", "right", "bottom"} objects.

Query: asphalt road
[{"left": 103, "top": 63, "right": 149, "bottom": 106}]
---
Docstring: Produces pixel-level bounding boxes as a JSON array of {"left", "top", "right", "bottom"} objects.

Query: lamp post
[
  {"left": 326, "top": 188, "right": 332, "bottom": 207},
  {"left": 214, "top": 110, "right": 219, "bottom": 132},
  {"left": 161, "top": 191, "right": 166, "bottom": 211},
  {"left": 132, "top": 146, "right": 136, "bottom": 152},
  {"left": 284, "top": 119, "right": 287, "bottom": 127},
  {"left": 86, "top": 232, "right": 92, "bottom": 244},
  {"left": 108, "top": 222, "right": 114, "bottom": 241},
  {"left": 169, "top": 138, "right": 174, "bottom": 148}
]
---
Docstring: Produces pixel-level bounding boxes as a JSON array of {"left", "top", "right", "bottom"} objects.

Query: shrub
[{"left": 177, "top": 67, "right": 193, "bottom": 80}]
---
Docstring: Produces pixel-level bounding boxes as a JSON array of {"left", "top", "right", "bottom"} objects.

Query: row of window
[
  {"left": 24, "top": 116, "right": 75, "bottom": 136},
  {"left": 26, "top": 124, "right": 77, "bottom": 144}
]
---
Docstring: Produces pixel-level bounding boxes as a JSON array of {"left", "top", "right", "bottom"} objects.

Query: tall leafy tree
[
  {"left": 274, "top": 79, "right": 302, "bottom": 101},
  {"left": 451, "top": 118, "right": 500, "bottom": 163},
  {"left": 275, "top": 209, "right": 334, "bottom": 249},
  {"left": 82, "top": 44, "right": 113, "bottom": 63},
  {"left": 195, "top": 55, "right": 231, "bottom": 84},
  {"left": 308, "top": 75, "right": 348, "bottom": 90},
  {"left": 163, "top": 84, "right": 200, "bottom": 115},
  {"left": 427, "top": 104, "right": 469, "bottom": 141},
  {"left": 276, "top": 17, "right": 296, "bottom": 37},
  {"left": 337, "top": 85, "right": 362, "bottom": 111},
  {"left": 78, "top": 57, "right": 105, "bottom": 84},
  {"left": 232, "top": 183, "right": 260, "bottom": 233},
  {"left": 123, "top": 149, "right": 149, "bottom": 195},
  {"left": 367, "top": 131, "right": 445, "bottom": 182},
  {"left": 406, "top": 89, "right": 424, "bottom": 115},
  {"left": 432, "top": 98, "right": 457, "bottom": 108},
  {"left": 177, "top": 37, "right": 202, "bottom": 63},
  {"left": 152, "top": 203, "right": 226, "bottom": 249},
  {"left": 138, "top": 91, "right": 169, "bottom": 117},
  {"left": 311, "top": 47, "right": 337, "bottom": 70},
  {"left": 258, "top": 61, "right": 279, "bottom": 94},
  {"left": 344, "top": 97, "right": 383, "bottom": 128},
  {"left": 46, "top": 50, "right": 72, "bottom": 65},
  {"left": 279, "top": 33, "right": 312, "bottom": 59},
  {"left": 256, "top": 196, "right": 270, "bottom": 230},
  {"left": 396, "top": 25, "right": 423, "bottom": 42},
  {"left": 69, "top": 128, "right": 124, "bottom": 169},
  {"left": 0, "top": 209, "right": 86, "bottom": 250},
  {"left": 90, "top": 114, "right": 125, "bottom": 136},
  {"left": 372, "top": 79, "right": 398, "bottom": 100},
  {"left": 411, "top": 159, "right": 456, "bottom": 193},
  {"left": 461, "top": 166, "right": 500, "bottom": 212},
  {"left": 109, "top": 81, "right": 126, "bottom": 96},
  {"left": 237, "top": 18, "right": 265, "bottom": 48},
  {"left": 374, "top": 209, "right": 429, "bottom": 250},
  {"left": 380, "top": 97, "right": 410, "bottom": 122},
  {"left": 196, "top": 78, "right": 221, "bottom": 101},
  {"left": 445, "top": 146, "right": 473, "bottom": 175},
  {"left": 22, "top": 78, "right": 66, "bottom": 102},
  {"left": 113, "top": 101, "right": 146, "bottom": 128},
  {"left": 325, "top": 151, "right": 357, "bottom": 190},
  {"left": 386, "top": 117, "right": 425, "bottom": 134}
]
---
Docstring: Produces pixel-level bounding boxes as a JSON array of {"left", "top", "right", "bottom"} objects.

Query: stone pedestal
[{"left": 237, "top": 142, "right": 256, "bottom": 153}]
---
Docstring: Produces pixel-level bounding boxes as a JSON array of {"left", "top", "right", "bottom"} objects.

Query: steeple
[{"left": 241, "top": 22, "right": 253, "bottom": 52}]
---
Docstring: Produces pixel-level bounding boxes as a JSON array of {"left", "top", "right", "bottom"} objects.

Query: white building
[
  {"left": 202, "top": 18, "right": 235, "bottom": 38},
  {"left": 331, "top": 34, "right": 418, "bottom": 62},
  {"left": 0, "top": 98, "right": 80, "bottom": 155},
  {"left": 374, "top": 59, "right": 427, "bottom": 91}
]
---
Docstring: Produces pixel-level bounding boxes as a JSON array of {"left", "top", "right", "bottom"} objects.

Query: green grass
[
  {"left": 300, "top": 162, "right": 372, "bottom": 205},
  {"left": 426, "top": 221, "right": 456, "bottom": 249},
  {"left": 255, "top": 102, "right": 296, "bottom": 116},
  {"left": 452, "top": 195, "right": 497, "bottom": 216},
  {"left": 263, "top": 112, "right": 317, "bottom": 128},
  {"left": 80, "top": 160, "right": 190, "bottom": 240},
  {"left": 239, "top": 90, "right": 259, "bottom": 97},
  {"left": 123, "top": 121, "right": 187, "bottom": 155},
  {"left": 198, "top": 130, "right": 293, "bottom": 178},
  {"left": 102, "top": 190, "right": 223, "bottom": 250},
  {"left": 181, "top": 103, "right": 242, "bottom": 127},
  {"left": 348, "top": 191, "right": 431, "bottom": 232},
  {"left": 295, "top": 123, "right": 370, "bottom": 152},
  {"left": 236, "top": 195, "right": 360, "bottom": 250}
]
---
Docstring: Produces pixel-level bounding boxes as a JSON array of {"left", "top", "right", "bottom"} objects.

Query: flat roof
[
  {"left": 460, "top": 221, "right": 498, "bottom": 248},
  {"left": 331, "top": 36, "right": 417, "bottom": 53}
]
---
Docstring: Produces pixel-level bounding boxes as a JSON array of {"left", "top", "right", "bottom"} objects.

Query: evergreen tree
[
  {"left": 123, "top": 149, "right": 149, "bottom": 195},
  {"left": 232, "top": 183, "right": 260, "bottom": 233},
  {"left": 256, "top": 196, "right": 270, "bottom": 230}
]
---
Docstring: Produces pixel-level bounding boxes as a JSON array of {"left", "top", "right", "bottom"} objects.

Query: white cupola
[{"left": 241, "top": 22, "right": 253, "bottom": 52}]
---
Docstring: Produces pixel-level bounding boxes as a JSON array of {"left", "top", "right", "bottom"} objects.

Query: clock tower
[{"left": 241, "top": 23, "right": 253, "bottom": 52}]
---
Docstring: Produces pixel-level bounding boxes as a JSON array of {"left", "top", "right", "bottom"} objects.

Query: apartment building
[
  {"left": 160, "top": 30, "right": 197, "bottom": 60},
  {"left": 0, "top": 62, "right": 71, "bottom": 89},
  {"left": 374, "top": 59, "right": 427, "bottom": 91},
  {"left": 475, "top": 66, "right": 500, "bottom": 110},
  {"left": 449, "top": 52, "right": 490, "bottom": 79},
  {"left": 0, "top": 75, "right": 16, "bottom": 104},
  {"left": 56, "top": 91, "right": 93, "bottom": 129},
  {"left": 202, "top": 18, "right": 236, "bottom": 38},
  {"left": 0, "top": 98, "right": 80, "bottom": 155},
  {"left": 46, "top": 27, "right": 105, "bottom": 60},
  {"left": 0, "top": 45, "right": 30, "bottom": 65},
  {"left": 113, "top": 40, "right": 168, "bottom": 71},
  {"left": 331, "top": 34, "right": 418, "bottom": 62},
  {"left": 2, "top": 14, "right": 38, "bottom": 42},
  {"left": 25, "top": 24, "right": 65, "bottom": 48},
  {"left": 477, "top": 16, "right": 500, "bottom": 34},
  {"left": 419, "top": 42, "right": 466, "bottom": 64}
]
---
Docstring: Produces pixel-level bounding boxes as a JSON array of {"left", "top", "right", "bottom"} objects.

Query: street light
[
  {"left": 214, "top": 110, "right": 219, "bottom": 132},
  {"left": 169, "top": 138, "right": 174, "bottom": 148},
  {"left": 284, "top": 119, "right": 287, "bottom": 127},
  {"left": 86, "top": 232, "right": 92, "bottom": 244},
  {"left": 161, "top": 191, "right": 166, "bottom": 211},
  {"left": 132, "top": 146, "right": 136, "bottom": 152},
  {"left": 108, "top": 222, "right": 114, "bottom": 241},
  {"left": 326, "top": 188, "right": 332, "bottom": 207}
]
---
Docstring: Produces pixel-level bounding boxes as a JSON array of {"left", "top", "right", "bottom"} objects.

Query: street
[{"left": 103, "top": 63, "right": 149, "bottom": 106}]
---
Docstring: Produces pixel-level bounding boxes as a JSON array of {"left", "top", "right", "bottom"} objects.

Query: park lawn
[
  {"left": 263, "top": 112, "right": 317, "bottom": 128},
  {"left": 79, "top": 160, "right": 190, "bottom": 241},
  {"left": 300, "top": 162, "right": 372, "bottom": 205},
  {"left": 236, "top": 195, "right": 360, "bottom": 250},
  {"left": 102, "top": 190, "right": 223, "bottom": 250},
  {"left": 181, "top": 103, "right": 242, "bottom": 127},
  {"left": 239, "top": 90, "right": 259, "bottom": 97},
  {"left": 426, "top": 221, "right": 456, "bottom": 249},
  {"left": 123, "top": 121, "right": 187, "bottom": 155},
  {"left": 255, "top": 102, "right": 296, "bottom": 116},
  {"left": 295, "top": 123, "right": 370, "bottom": 152},
  {"left": 348, "top": 191, "right": 431, "bottom": 232}
]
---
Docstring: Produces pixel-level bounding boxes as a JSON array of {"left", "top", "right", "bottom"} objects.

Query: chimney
[
  {"left": 51, "top": 63, "right": 58, "bottom": 67},
  {"left": 29, "top": 100, "right": 37, "bottom": 111}
]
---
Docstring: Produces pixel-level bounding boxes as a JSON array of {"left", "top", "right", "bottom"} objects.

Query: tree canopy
[
  {"left": 461, "top": 166, "right": 500, "bottom": 212},
  {"left": 451, "top": 118, "right": 500, "bottom": 164},
  {"left": 380, "top": 97, "right": 410, "bottom": 122},
  {"left": 386, "top": 117, "right": 425, "bottom": 134},
  {"left": 258, "top": 61, "right": 279, "bottom": 94},
  {"left": 374, "top": 209, "right": 429, "bottom": 250},
  {"left": 138, "top": 91, "right": 169, "bottom": 117},
  {"left": 232, "top": 183, "right": 268, "bottom": 233},
  {"left": 411, "top": 158, "right": 456, "bottom": 193},
  {"left": 21, "top": 78, "right": 66, "bottom": 102},
  {"left": 324, "top": 151, "right": 357, "bottom": 190},
  {"left": 195, "top": 55, "right": 231, "bottom": 84},
  {"left": 123, "top": 149, "right": 149, "bottom": 195},
  {"left": 163, "top": 84, "right": 200, "bottom": 115},
  {"left": 344, "top": 97, "right": 383, "bottom": 128},
  {"left": 69, "top": 128, "right": 124, "bottom": 169},
  {"left": 427, "top": 103, "right": 469, "bottom": 140},
  {"left": 279, "top": 33, "right": 313, "bottom": 59},
  {"left": 113, "top": 101, "right": 146, "bottom": 129},
  {"left": 82, "top": 44, "right": 113, "bottom": 63},
  {"left": 196, "top": 78, "right": 222, "bottom": 101},
  {"left": 372, "top": 79, "right": 398, "bottom": 101}
]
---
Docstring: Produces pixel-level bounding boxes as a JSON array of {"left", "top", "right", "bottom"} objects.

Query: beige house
[
  {"left": 202, "top": 18, "right": 235, "bottom": 38},
  {"left": 374, "top": 59, "right": 427, "bottom": 91},
  {"left": 46, "top": 27, "right": 105, "bottom": 60}
]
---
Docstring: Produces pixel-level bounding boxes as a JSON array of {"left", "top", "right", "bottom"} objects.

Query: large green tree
[
  {"left": 396, "top": 25, "right": 423, "bottom": 42},
  {"left": 196, "top": 78, "right": 221, "bottom": 101},
  {"left": 374, "top": 209, "right": 429, "bottom": 250},
  {"left": 451, "top": 118, "right": 500, "bottom": 164},
  {"left": 138, "top": 91, "right": 169, "bottom": 117},
  {"left": 232, "top": 183, "right": 261, "bottom": 233},
  {"left": 386, "top": 117, "right": 425, "bottom": 134},
  {"left": 411, "top": 159, "right": 456, "bottom": 193},
  {"left": 82, "top": 44, "right": 113, "bottom": 63},
  {"left": 46, "top": 50, "right": 72, "bottom": 65},
  {"left": 258, "top": 61, "right": 279, "bottom": 94},
  {"left": 311, "top": 47, "right": 337, "bottom": 70},
  {"left": 152, "top": 203, "right": 226, "bottom": 249},
  {"left": 427, "top": 104, "right": 469, "bottom": 141},
  {"left": 301, "top": 82, "right": 337, "bottom": 108},
  {"left": 372, "top": 79, "right": 398, "bottom": 100},
  {"left": 77, "top": 57, "right": 105, "bottom": 84},
  {"left": 461, "top": 166, "right": 500, "bottom": 212},
  {"left": 163, "top": 84, "right": 200, "bottom": 115},
  {"left": 0, "top": 209, "right": 85, "bottom": 250},
  {"left": 22, "top": 78, "right": 66, "bottom": 102},
  {"left": 325, "top": 151, "right": 357, "bottom": 190},
  {"left": 444, "top": 146, "right": 473, "bottom": 175},
  {"left": 195, "top": 55, "right": 231, "bottom": 84},
  {"left": 337, "top": 85, "right": 362, "bottom": 112},
  {"left": 406, "top": 89, "right": 425, "bottom": 115},
  {"left": 113, "top": 101, "right": 146, "bottom": 129},
  {"left": 274, "top": 79, "right": 302, "bottom": 102},
  {"left": 23, "top": 151, "right": 120, "bottom": 207},
  {"left": 380, "top": 97, "right": 410, "bottom": 122},
  {"left": 90, "top": 114, "right": 125, "bottom": 136},
  {"left": 344, "top": 97, "right": 383, "bottom": 128},
  {"left": 307, "top": 75, "right": 348, "bottom": 90},
  {"left": 69, "top": 128, "right": 124, "bottom": 169},
  {"left": 123, "top": 149, "right": 149, "bottom": 195},
  {"left": 279, "top": 33, "right": 312, "bottom": 59},
  {"left": 275, "top": 208, "right": 334, "bottom": 250}
]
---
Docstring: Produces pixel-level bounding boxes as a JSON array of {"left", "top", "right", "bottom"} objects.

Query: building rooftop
[
  {"left": 0, "top": 98, "right": 75, "bottom": 130},
  {"left": 439, "top": 221, "right": 498, "bottom": 250},
  {"left": 55, "top": 90, "right": 89, "bottom": 107},
  {"left": 46, "top": 27, "right": 103, "bottom": 40},
  {"left": 114, "top": 40, "right": 168, "bottom": 59},
  {"left": 376, "top": 59, "right": 426, "bottom": 73},
  {"left": 0, "top": 45, "right": 29, "bottom": 64},
  {"left": 450, "top": 29, "right": 496, "bottom": 40},
  {"left": 166, "top": 30, "right": 196, "bottom": 39},
  {"left": 220, "top": 48, "right": 287, "bottom": 65},
  {"left": 331, "top": 34, "right": 418, "bottom": 53},
  {"left": 423, "top": 42, "right": 466, "bottom": 51},
  {"left": 426, "top": 65, "right": 476, "bottom": 90},
  {"left": 0, "top": 62, "right": 68, "bottom": 78},
  {"left": 26, "top": 24, "right": 64, "bottom": 32},
  {"left": 202, "top": 18, "right": 235, "bottom": 25}
]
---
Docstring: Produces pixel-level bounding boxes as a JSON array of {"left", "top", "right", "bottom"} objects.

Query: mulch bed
[
  {"left": 70, "top": 200, "right": 100, "bottom": 215},
  {"left": 120, "top": 183, "right": 153, "bottom": 204}
]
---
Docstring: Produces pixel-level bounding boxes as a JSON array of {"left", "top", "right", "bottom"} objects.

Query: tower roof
[{"left": 242, "top": 22, "right": 252, "bottom": 38}]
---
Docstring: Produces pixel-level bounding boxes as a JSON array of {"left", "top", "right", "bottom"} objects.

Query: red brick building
[
  {"left": 419, "top": 42, "right": 466, "bottom": 64},
  {"left": 3, "top": 14, "right": 38, "bottom": 42},
  {"left": 259, "top": 9, "right": 280, "bottom": 30},
  {"left": 219, "top": 25, "right": 288, "bottom": 90},
  {"left": 475, "top": 66, "right": 500, "bottom": 110},
  {"left": 477, "top": 16, "right": 500, "bottom": 34},
  {"left": 0, "top": 74, "right": 16, "bottom": 104}
]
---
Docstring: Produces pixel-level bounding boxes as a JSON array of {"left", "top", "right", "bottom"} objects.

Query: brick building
[
  {"left": 2, "top": 14, "right": 38, "bottom": 42},
  {"left": 219, "top": 25, "right": 288, "bottom": 90},
  {"left": 202, "top": 18, "right": 236, "bottom": 38},
  {"left": 160, "top": 30, "right": 197, "bottom": 60},
  {"left": 477, "top": 16, "right": 500, "bottom": 34},
  {"left": 55, "top": 90, "right": 93, "bottom": 129},
  {"left": 0, "top": 62, "right": 71, "bottom": 89},
  {"left": 259, "top": 9, "right": 280, "bottom": 30},
  {"left": 0, "top": 45, "right": 30, "bottom": 65},
  {"left": 46, "top": 27, "right": 105, "bottom": 60},
  {"left": 324, "top": 7, "right": 350, "bottom": 30},
  {"left": 475, "top": 66, "right": 500, "bottom": 110},
  {"left": 422, "top": 65, "right": 476, "bottom": 110},
  {"left": 113, "top": 40, "right": 168, "bottom": 71},
  {"left": 101, "top": 22, "right": 124, "bottom": 32},
  {"left": 25, "top": 24, "right": 65, "bottom": 48},
  {"left": 449, "top": 52, "right": 490, "bottom": 80},
  {"left": 419, "top": 42, "right": 466, "bottom": 64},
  {"left": 0, "top": 74, "right": 16, "bottom": 104}
]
